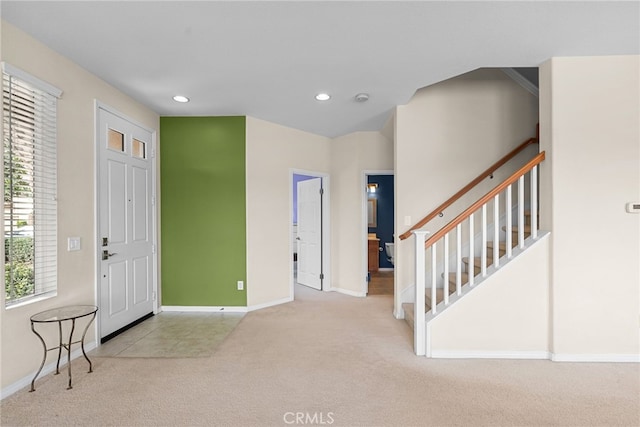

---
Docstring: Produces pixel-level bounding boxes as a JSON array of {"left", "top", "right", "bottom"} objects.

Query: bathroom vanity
[{"left": 368, "top": 237, "right": 380, "bottom": 272}]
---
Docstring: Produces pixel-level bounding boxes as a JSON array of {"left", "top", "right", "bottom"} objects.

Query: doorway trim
[
  {"left": 362, "top": 170, "right": 394, "bottom": 296},
  {"left": 93, "top": 101, "right": 159, "bottom": 341},
  {"left": 289, "top": 169, "right": 331, "bottom": 299}
]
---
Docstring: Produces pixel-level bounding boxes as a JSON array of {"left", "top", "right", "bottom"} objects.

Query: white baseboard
[
  {"left": 427, "top": 350, "right": 640, "bottom": 363},
  {"left": 161, "top": 305, "right": 248, "bottom": 313},
  {"left": 430, "top": 350, "right": 551, "bottom": 360},
  {"left": 551, "top": 353, "right": 640, "bottom": 363},
  {"left": 332, "top": 287, "right": 366, "bottom": 297},
  {"left": 1, "top": 341, "right": 97, "bottom": 400},
  {"left": 163, "top": 298, "right": 295, "bottom": 314},
  {"left": 393, "top": 308, "right": 405, "bottom": 320},
  {"left": 248, "top": 296, "right": 293, "bottom": 312}
]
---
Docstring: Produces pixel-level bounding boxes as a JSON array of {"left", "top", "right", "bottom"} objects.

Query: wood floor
[{"left": 368, "top": 270, "right": 394, "bottom": 295}]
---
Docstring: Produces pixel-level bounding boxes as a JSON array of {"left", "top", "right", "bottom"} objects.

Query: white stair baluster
[
  {"left": 456, "top": 223, "right": 462, "bottom": 295},
  {"left": 431, "top": 243, "right": 437, "bottom": 315},
  {"left": 531, "top": 165, "right": 538, "bottom": 239},
  {"left": 518, "top": 175, "right": 525, "bottom": 249},
  {"left": 412, "top": 230, "right": 428, "bottom": 356},
  {"left": 469, "top": 213, "right": 474, "bottom": 286},
  {"left": 443, "top": 234, "right": 449, "bottom": 305},
  {"left": 481, "top": 204, "right": 487, "bottom": 277},
  {"left": 506, "top": 184, "right": 512, "bottom": 258},
  {"left": 493, "top": 193, "right": 500, "bottom": 268}
]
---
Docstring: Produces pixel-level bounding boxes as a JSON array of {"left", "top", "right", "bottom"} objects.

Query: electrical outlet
[{"left": 237, "top": 280, "right": 244, "bottom": 290}]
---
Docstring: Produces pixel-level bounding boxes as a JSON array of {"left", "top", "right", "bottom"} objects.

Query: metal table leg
[
  {"left": 66, "top": 319, "right": 76, "bottom": 389},
  {"left": 80, "top": 312, "right": 97, "bottom": 373},
  {"left": 29, "top": 321, "right": 48, "bottom": 392},
  {"left": 55, "top": 320, "right": 62, "bottom": 375}
]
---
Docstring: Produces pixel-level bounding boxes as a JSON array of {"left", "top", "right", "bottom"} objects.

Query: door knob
[{"left": 102, "top": 250, "right": 117, "bottom": 260}]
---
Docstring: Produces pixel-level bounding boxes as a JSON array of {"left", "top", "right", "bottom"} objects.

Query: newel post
[{"left": 413, "top": 230, "right": 429, "bottom": 356}]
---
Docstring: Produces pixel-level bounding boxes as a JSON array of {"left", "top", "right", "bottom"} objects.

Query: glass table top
[{"left": 30, "top": 305, "right": 98, "bottom": 322}]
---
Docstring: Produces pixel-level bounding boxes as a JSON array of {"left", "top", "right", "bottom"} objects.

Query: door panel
[
  {"left": 99, "top": 107, "right": 154, "bottom": 338},
  {"left": 297, "top": 178, "right": 322, "bottom": 290},
  {"left": 107, "top": 160, "right": 127, "bottom": 244},
  {"left": 108, "top": 260, "right": 128, "bottom": 315},
  {"left": 132, "top": 256, "right": 149, "bottom": 305},
  {"left": 132, "top": 166, "right": 148, "bottom": 242}
]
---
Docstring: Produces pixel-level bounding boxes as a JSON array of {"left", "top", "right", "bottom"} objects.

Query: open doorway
[
  {"left": 363, "top": 172, "right": 394, "bottom": 296},
  {"left": 290, "top": 170, "right": 331, "bottom": 298}
]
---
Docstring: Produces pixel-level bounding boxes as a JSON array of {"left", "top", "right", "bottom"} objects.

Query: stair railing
[
  {"left": 411, "top": 151, "right": 545, "bottom": 356},
  {"left": 399, "top": 131, "right": 539, "bottom": 241}
]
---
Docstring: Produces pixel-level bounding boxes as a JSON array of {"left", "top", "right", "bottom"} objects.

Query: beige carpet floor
[{"left": 2, "top": 285, "right": 639, "bottom": 426}]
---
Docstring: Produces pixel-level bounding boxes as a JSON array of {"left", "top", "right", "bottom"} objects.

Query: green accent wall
[{"left": 160, "top": 117, "right": 246, "bottom": 306}]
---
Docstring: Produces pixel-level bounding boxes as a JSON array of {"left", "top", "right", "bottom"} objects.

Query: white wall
[
  {"left": 394, "top": 69, "right": 539, "bottom": 315},
  {"left": 330, "top": 132, "right": 393, "bottom": 295},
  {"left": 429, "top": 235, "right": 550, "bottom": 357},
  {"left": 0, "top": 21, "right": 159, "bottom": 390},
  {"left": 245, "top": 117, "right": 331, "bottom": 308},
  {"left": 540, "top": 56, "right": 640, "bottom": 360}
]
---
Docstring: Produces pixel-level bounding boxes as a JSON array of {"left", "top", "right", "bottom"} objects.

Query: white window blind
[{"left": 3, "top": 64, "right": 60, "bottom": 306}]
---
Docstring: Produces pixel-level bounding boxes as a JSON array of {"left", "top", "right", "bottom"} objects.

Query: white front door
[
  {"left": 97, "top": 107, "right": 155, "bottom": 338},
  {"left": 297, "top": 178, "right": 322, "bottom": 290}
]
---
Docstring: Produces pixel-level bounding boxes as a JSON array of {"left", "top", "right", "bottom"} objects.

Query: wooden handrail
[
  {"left": 424, "top": 151, "right": 545, "bottom": 248},
  {"left": 398, "top": 136, "right": 538, "bottom": 240}
]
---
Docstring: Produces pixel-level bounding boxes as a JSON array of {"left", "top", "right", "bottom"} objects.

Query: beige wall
[
  {"left": 540, "top": 56, "right": 640, "bottom": 358},
  {"left": 330, "top": 132, "right": 393, "bottom": 295},
  {"left": 246, "top": 122, "right": 393, "bottom": 304},
  {"left": 245, "top": 117, "right": 331, "bottom": 307},
  {"left": 247, "top": 117, "right": 393, "bottom": 308},
  {"left": 0, "top": 21, "right": 159, "bottom": 390},
  {"left": 394, "top": 69, "right": 539, "bottom": 314},
  {"left": 430, "top": 234, "right": 550, "bottom": 356}
]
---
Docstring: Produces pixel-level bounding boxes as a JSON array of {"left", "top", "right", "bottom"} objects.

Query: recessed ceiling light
[
  {"left": 355, "top": 93, "right": 369, "bottom": 102},
  {"left": 173, "top": 95, "right": 190, "bottom": 103},
  {"left": 315, "top": 93, "right": 331, "bottom": 101}
]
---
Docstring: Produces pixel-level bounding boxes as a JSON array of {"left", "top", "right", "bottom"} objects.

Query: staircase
[
  {"left": 402, "top": 210, "right": 535, "bottom": 331},
  {"left": 398, "top": 128, "right": 546, "bottom": 356}
]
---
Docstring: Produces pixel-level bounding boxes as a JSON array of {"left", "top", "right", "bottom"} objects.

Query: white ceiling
[{"left": 2, "top": 1, "right": 638, "bottom": 138}]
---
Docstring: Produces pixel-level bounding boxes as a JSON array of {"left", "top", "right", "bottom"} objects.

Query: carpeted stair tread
[
  {"left": 487, "top": 240, "right": 511, "bottom": 254},
  {"left": 462, "top": 256, "right": 494, "bottom": 267},
  {"left": 402, "top": 302, "right": 416, "bottom": 330},
  {"left": 503, "top": 224, "right": 532, "bottom": 233},
  {"left": 403, "top": 285, "right": 454, "bottom": 330},
  {"left": 446, "top": 272, "right": 470, "bottom": 286}
]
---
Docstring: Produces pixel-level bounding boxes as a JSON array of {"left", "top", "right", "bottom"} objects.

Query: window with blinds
[{"left": 2, "top": 63, "right": 61, "bottom": 306}]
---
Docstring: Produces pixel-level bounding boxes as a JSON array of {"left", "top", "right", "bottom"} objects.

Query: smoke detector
[{"left": 354, "top": 93, "right": 369, "bottom": 102}]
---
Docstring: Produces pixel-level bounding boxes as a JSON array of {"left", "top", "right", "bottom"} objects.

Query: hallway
[{"left": 368, "top": 270, "right": 394, "bottom": 295}]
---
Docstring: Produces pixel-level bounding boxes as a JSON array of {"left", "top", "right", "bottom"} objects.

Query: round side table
[{"left": 30, "top": 305, "right": 98, "bottom": 391}]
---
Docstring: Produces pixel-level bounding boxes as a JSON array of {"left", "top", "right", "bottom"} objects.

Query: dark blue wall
[{"left": 368, "top": 175, "right": 394, "bottom": 269}]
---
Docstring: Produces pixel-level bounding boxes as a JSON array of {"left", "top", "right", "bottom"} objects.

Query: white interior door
[
  {"left": 297, "top": 178, "right": 322, "bottom": 290},
  {"left": 98, "top": 107, "right": 154, "bottom": 338}
]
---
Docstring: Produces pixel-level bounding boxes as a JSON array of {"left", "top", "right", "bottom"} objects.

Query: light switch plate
[
  {"left": 626, "top": 202, "right": 640, "bottom": 213},
  {"left": 67, "top": 237, "right": 81, "bottom": 251}
]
